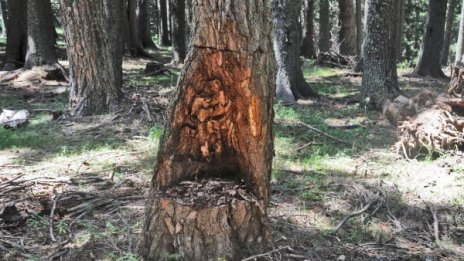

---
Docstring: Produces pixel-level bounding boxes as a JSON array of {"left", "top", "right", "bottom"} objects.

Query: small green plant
[
  {"left": 116, "top": 252, "right": 139, "bottom": 261},
  {"left": 56, "top": 220, "right": 68, "bottom": 235},
  {"left": 26, "top": 214, "right": 49, "bottom": 230},
  {"left": 301, "top": 188, "right": 322, "bottom": 202},
  {"left": 149, "top": 126, "right": 163, "bottom": 141},
  {"left": 161, "top": 252, "right": 183, "bottom": 261}
]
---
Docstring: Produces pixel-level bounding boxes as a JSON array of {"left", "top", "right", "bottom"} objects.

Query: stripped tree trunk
[
  {"left": 414, "top": 0, "right": 448, "bottom": 78},
  {"left": 24, "top": 0, "right": 57, "bottom": 69},
  {"left": 140, "top": 1, "right": 275, "bottom": 260},
  {"left": 0, "top": 0, "right": 6, "bottom": 37},
  {"left": 441, "top": 0, "right": 457, "bottom": 66},
  {"left": 60, "top": 0, "right": 123, "bottom": 116},
  {"left": 3, "top": 0, "right": 27, "bottom": 71},
  {"left": 455, "top": 0, "right": 464, "bottom": 64},
  {"left": 273, "top": 0, "right": 318, "bottom": 103},
  {"left": 361, "top": 0, "right": 400, "bottom": 108}
]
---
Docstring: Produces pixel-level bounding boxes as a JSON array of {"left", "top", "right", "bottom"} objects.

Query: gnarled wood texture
[{"left": 140, "top": 1, "right": 276, "bottom": 260}]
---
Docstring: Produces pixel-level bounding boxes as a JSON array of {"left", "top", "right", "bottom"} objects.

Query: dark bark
[
  {"left": 170, "top": 0, "right": 186, "bottom": 65},
  {"left": 457, "top": 0, "right": 464, "bottom": 64},
  {"left": 273, "top": 0, "right": 318, "bottom": 103},
  {"left": 0, "top": 0, "right": 6, "bottom": 36},
  {"left": 318, "top": 0, "right": 330, "bottom": 53},
  {"left": 338, "top": 0, "right": 357, "bottom": 55},
  {"left": 140, "top": 1, "right": 275, "bottom": 260},
  {"left": 414, "top": 0, "right": 448, "bottom": 78},
  {"left": 126, "top": 0, "right": 152, "bottom": 57},
  {"left": 361, "top": 0, "right": 400, "bottom": 109},
  {"left": 355, "top": 0, "right": 363, "bottom": 55},
  {"left": 60, "top": 0, "right": 123, "bottom": 116},
  {"left": 396, "top": 0, "right": 406, "bottom": 61},
  {"left": 3, "top": 0, "right": 27, "bottom": 71},
  {"left": 441, "top": 0, "right": 457, "bottom": 65},
  {"left": 158, "top": 0, "right": 170, "bottom": 46},
  {"left": 138, "top": 0, "right": 157, "bottom": 49},
  {"left": 24, "top": 0, "right": 57, "bottom": 69},
  {"left": 300, "top": 0, "right": 316, "bottom": 59}
]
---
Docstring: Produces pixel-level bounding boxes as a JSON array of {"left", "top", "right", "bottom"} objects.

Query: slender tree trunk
[
  {"left": 158, "top": 0, "right": 170, "bottom": 46},
  {"left": 362, "top": 0, "right": 400, "bottom": 109},
  {"left": 273, "top": 0, "right": 318, "bottom": 103},
  {"left": 170, "top": 0, "right": 186, "bottom": 64},
  {"left": 338, "top": 0, "right": 357, "bottom": 55},
  {"left": 0, "top": 0, "right": 6, "bottom": 37},
  {"left": 121, "top": 0, "right": 131, "bottom": 53},
  {"left": 441, "top": 0, "right": 457, "bottom": 65},
  {"left": 140, "top": 0, "right": 275, "bottom": 260},
  {"left": 457, "top": 0, "right": 464, "bottom": 64},
  {"left": 396, "top": 0, "right": 406, "bottom": 61},
  {"left": 414, "top": 0, "right": 448, "bottom": 78},
  {"left": 24, "top": 0, "right": 57, "bottom": 69},
  {"left": 185, "top": 0, "right": 193, "bottom": 44},
  {"left": 355, "top": 0, "right": 363, "bottom": 56},
  {"left": 3, "top": 0, "right": 27, "bottom": 71},
  {"left": 60, "top": 0, "right": 123, "bottom": 116},
  {"left": 138, "top": 0, "right": 157, "bottom": 49},
  {"left": 301, "top": 0, "right": 316, "bottom": 59},
  {"left": 318, "top": 0, "right": 330, "bottom": 53}
]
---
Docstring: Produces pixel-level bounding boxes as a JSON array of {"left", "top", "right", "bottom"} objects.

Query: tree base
[{"left": 141, "top": 180, "right": 271, "bottom": 261}]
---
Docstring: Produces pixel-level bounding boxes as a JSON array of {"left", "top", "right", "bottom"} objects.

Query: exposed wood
[{"left": 448, "top": 64, "right": 464, "bottom": 97}]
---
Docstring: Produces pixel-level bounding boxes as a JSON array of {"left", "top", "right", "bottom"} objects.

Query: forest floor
[{"left": 1, "top": 48, "right": 464, "bottom": 261}]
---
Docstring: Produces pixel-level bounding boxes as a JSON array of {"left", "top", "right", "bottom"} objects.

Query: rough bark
[
  {"left": 441, "top": 0, "right": 457, "bottom": 66},
  {"left": 138, "top": 0, "right": 157, "bottom": 49},
  {"left": 355, "top": 0, "right": 363, "bottom": 56},
  {"left": 361, "top": 0, "right": 400, "bottom": 109},
  {"left": 125, "top": 0, "right": 152, "bottom": 57},
  {"left": 3, "top": 0, "right": 27, "bottom": 71},
  {"left": 60, "top": 0, "right": 123, "bottom": 116},
  {"left": 300, "top": 0, "right": 316, "bottom": 59},
  {"left": 414, "top": 0, "right": 448, "bottom": 78},
  {"left": 338, "top": 0, "right": 357, "bottom": 55},
  {"left": 24, "top": 0, "right": 57, "bottom": 69},
  {"left": 170, "top": 0, "right": 186, "bottom": 65},
  {"left": 140, "top": 1, "right": 275, "bottom": 260},
  {"left": 318, "top": 0, "right": 330, "bottom": 53},
  {"left": 273, "top": 0, "right": 318, "bottom": 103},
  {"left": 0, "top": 0, "right": 6, "bottom": 37},
  {"left": 455, "top": 0, "right": 464, "bottom": 64},
  {"left": 158, "top": 0, "right": 170, "bottom": 46}
]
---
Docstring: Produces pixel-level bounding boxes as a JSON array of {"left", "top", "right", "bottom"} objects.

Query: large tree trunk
[
  {"left": 170, "top": 0, "right": 186, "bottom": 65},
  {"left": 60, "top": 0, "right": 123, "bottom": 116},
  {"left": 318, "top": 0, "right": 330, "bottom": 53},
  {"left": 441, "top": 0, "right": 457, "bottom": 66},
  {"left": 3, "top": 0, "right": 27, "bottom": 71},
  {"left": 300, "top": 0, "right": 316, "bottom": 59},
  {"left": 361, "top": 0, "right": 400, "bottom": 109},
  {"left": 273, "top": 0, "right": 318, "bottom": 103},
  {"left": 24, "top": 0, "right": 57, "bottom": 69},
  {"left": 140, "top": 1, "right": 275, "bottom": 260},
  {"left": 355, "top": 0, "right": 363, "bottom": 56},
  {"left": 455, "top": 0, "right": 464, "bottom": 64},
  {"left": 138, "top": 0, "right": 157, "bottom": 49},
  {"left": 414, "top": 0, "right": 448, "bottom": 78},
  {"left": 338, "top": 0, "right": 357, "bottom": 55},
  {"left": 158, "top": 0, "right": 170, "bottom": 46},
  {"left": 0, "top": 0, "right": 6, "bottom": 37}
]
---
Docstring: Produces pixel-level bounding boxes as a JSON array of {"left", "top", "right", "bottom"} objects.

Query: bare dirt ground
[{"left": 0, "top": 56, "right": 463, "bottom": 261}]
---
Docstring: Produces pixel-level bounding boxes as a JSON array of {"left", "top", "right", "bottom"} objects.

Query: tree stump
[
  {"left": 139, "top": 1, "right": 276, "bottom": 260},
  {"left": 448, "top": 64, "right": 464, "bottom": 97}
]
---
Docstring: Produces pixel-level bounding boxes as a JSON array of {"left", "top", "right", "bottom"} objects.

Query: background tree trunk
[
  {"left": 457, "top": 0, "right": 464, "bottom": 64},
  {"left": 60, "top": 0, "right": 123, "bottom": 116},
  {"left": 338, "top": 0, "right": 357, "bottom": 55},
  {"left": 158, "top": 0, "right": 170, "bottom": 46},
  {"left": 300, "top": 0, "right": 316, "bottom": 59},
  {"left": 0, "top": 0, "right": 6, "bottom": 37},
  {"left": 170, "top": 0, "right": 186, "bottom": 64},
  {"left": 396, "top": 0, "right": 406, "bottom": 61},
  {"left": 355, "top": 0, "right": 363, "bottom": 56},
  {"left": 138, "top": 0, "right": 157, "bottom": 49},
  {"left": 441, "top": 0, "right": 457, "bottom": 66},
  {"left": 24, "top": 0, "right": 57, "bottom": 69},
  {"left": 318, "top": 0, "right": 331, "bottom": 53},
  {"left": 273, "top": 0, "right": 318, "bottom": 103},
  {"left": 414, "top": 0, "right": 448, "bottom": 78},
  {"left": 3, "top": 0, "right": 27, "bottom": 71},
  {"left": 140, "top": 1, "right": 275, "bottom": 260},
  {"left": 362, "top": 0, "right": 400, "bottom": 108}
]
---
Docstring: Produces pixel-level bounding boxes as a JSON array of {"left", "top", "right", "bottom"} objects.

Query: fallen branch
[
  {"left": 330, "top": 199, "right": 377, "bottom": 234},
  {"left": 277, "top": 120, "right": 351, "bottom": 145},
  {"left": 242, "top": 246, "right": 292, "bottom": 261}
]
